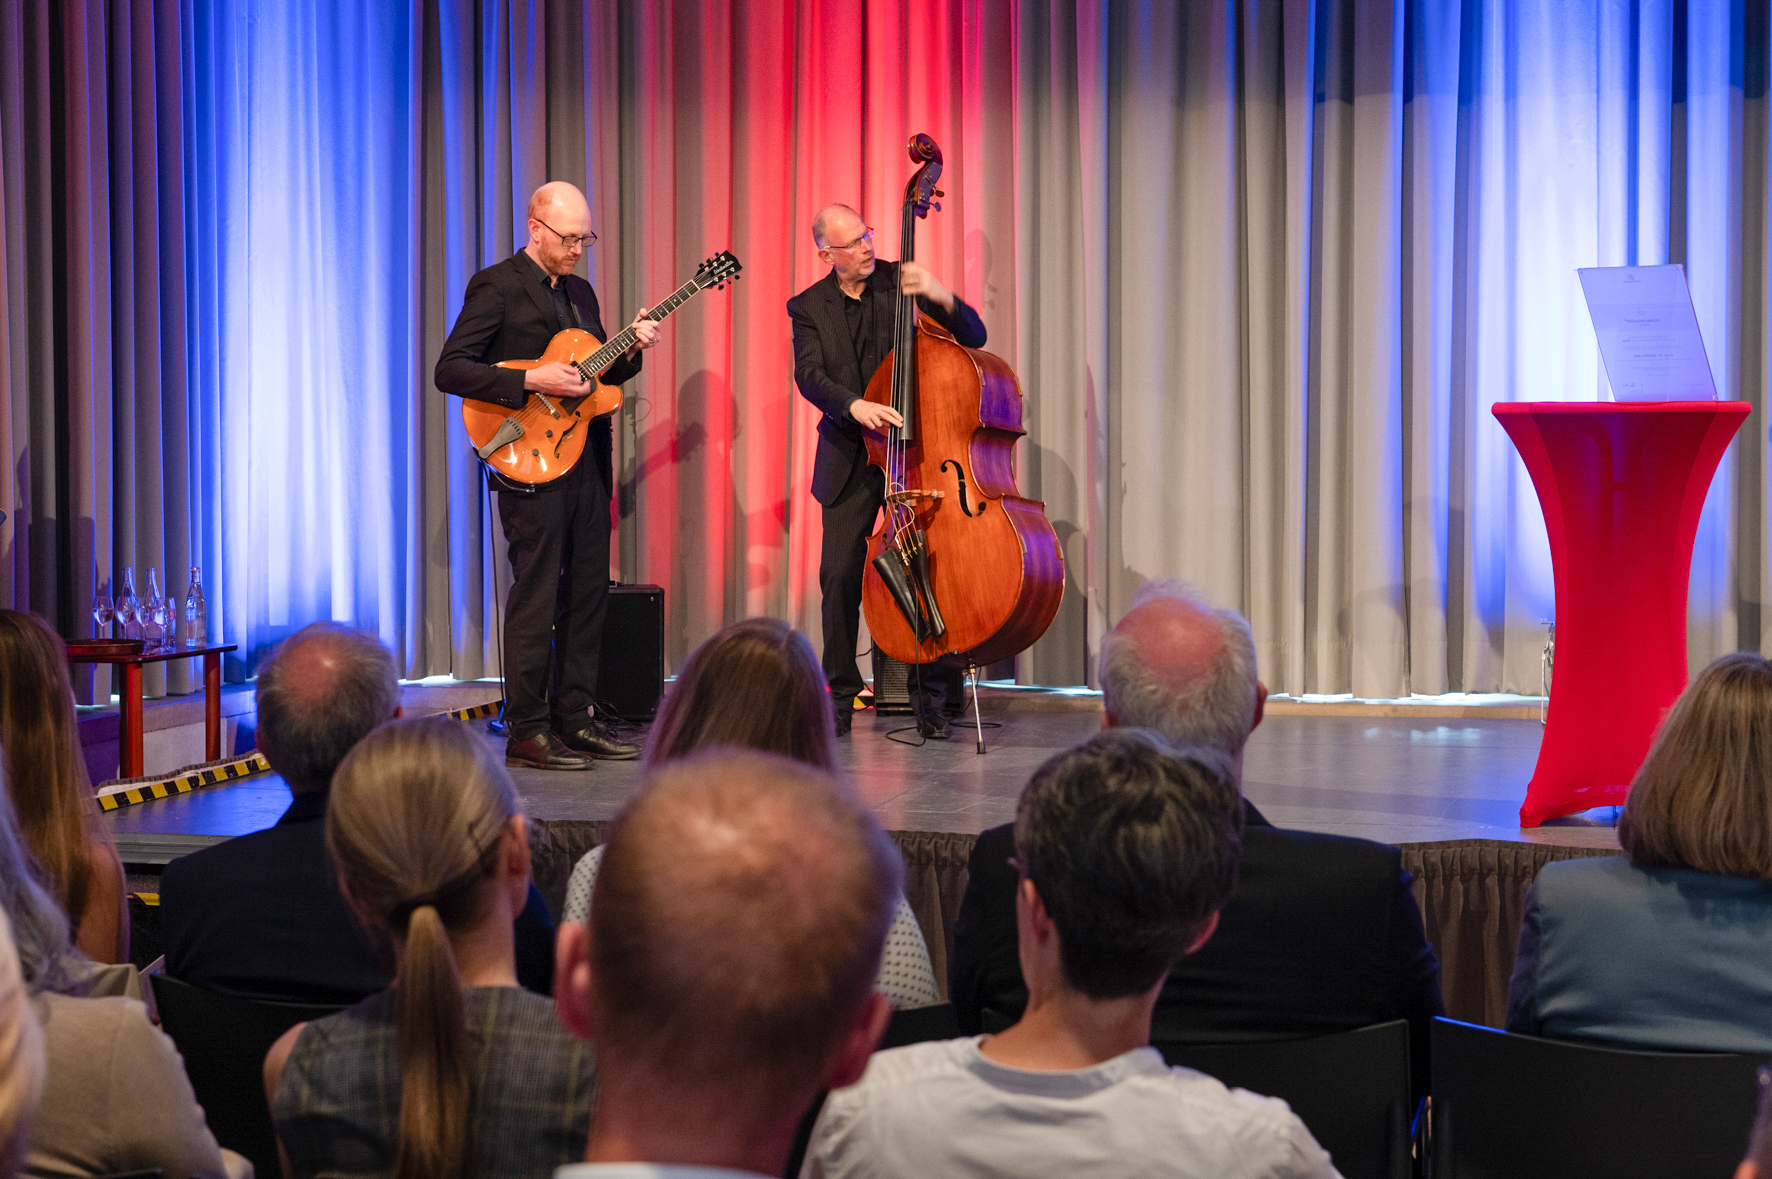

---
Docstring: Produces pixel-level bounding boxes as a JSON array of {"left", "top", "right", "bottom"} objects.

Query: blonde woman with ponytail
[{"left": 265, "top": 716, "right": 593, "bottom": 1179}]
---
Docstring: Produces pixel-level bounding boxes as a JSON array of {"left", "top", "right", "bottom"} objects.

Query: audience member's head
[
  {"left": 255, "top": 622, "right": 400, "bottom": 794},
  {"left": 642, "top": 617, "right": 835, "bottom": 771},
  {"left": 557, "top": 749, "right": 899, "bottom": 1173},
  {"left": 1098, "top": 581, "right": 1266, "bottom": 767},
  {"left": 1740, "top": 1067, "right": 1772, "bottom": 1179},
  {"left": 0, "top": 907, "right": 42, "bottom": 1179},
  {"left": 0, "top": 611, "right": 110, "bottom": 926},
  {"left": 1619, "top": 652, "right": 1772, "bottom": 881},
  {"left": 325, "top": 716, "right": 529, "bottom": 1179},
  {"left": 1014, "top": 729, "right": 1244, "bottom": 1000},
  {"left": 0, "top": 763, "right": 81, "bottom": 999}
]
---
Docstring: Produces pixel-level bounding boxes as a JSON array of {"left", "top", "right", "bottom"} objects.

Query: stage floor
[{"left": 103, "top": 690, "right": 1619, "bottom": 862}]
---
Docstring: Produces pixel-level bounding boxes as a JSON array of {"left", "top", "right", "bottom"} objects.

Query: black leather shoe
[
  {"left": 557, "top": 719, "right": 640, "bottom": 760},
  {"left": 506, "top": 731, "right": 594, "bottom": 771},
  {"left": 918, "top": 710, "right": 950, "bottom": 741},
  {"left": 834, "top": 707, "right": 853, "bottom": 737}
]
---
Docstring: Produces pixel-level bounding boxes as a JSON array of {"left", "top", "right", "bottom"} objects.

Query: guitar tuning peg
[
  {"left": 935, "top": 188, "right": 944, "bottom": 197},
  {"left": 933, "top": 202, "right": 942, "bottom": 212}
]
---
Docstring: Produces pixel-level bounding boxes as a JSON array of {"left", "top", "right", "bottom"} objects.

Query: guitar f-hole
[{"left": 940, "top": 460, "right": 984, "bottom": 517}]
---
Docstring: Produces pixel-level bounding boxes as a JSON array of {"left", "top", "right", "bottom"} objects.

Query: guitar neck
[{"left": 577, "top": 277, "right": 703, "bottom": 379}]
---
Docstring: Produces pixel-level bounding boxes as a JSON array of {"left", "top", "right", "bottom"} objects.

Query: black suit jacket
[
  {"left": 950, "top": 801, "right": 1444, "bottom": 1093},
  {"left": 787, "top": 261, "right": 988, "bottom": 506},
  {"left": 159, "top": 790, "right": 558, "bottom": 1003},
  {"left": 434, "top": 251, "right": 642, "bottom": 495}
]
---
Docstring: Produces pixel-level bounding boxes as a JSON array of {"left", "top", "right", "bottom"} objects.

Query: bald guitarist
[{"left": 435, "top": 181, "right": 659, "bottom": 771}]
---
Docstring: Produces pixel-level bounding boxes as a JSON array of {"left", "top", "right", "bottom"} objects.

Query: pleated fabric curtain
[{"left": 2, "top": 0, "right": 1770, "bottom": 699}]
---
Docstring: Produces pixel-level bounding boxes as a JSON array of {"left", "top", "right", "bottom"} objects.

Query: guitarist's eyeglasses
[{"left": 534, "top": 217, "right": 598, "bottom": 250}]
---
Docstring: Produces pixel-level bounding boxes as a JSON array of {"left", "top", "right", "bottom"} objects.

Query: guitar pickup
[{"left": 476, "top": 416, "right": 526, "bottom": 461}]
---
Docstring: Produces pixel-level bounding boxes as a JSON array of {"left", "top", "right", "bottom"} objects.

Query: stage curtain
[{"left": 3, "top": 1, "right": 1770, "bottom": 695}]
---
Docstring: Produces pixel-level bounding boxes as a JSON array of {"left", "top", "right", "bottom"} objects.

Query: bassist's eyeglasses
[
  {"left": 534, "top": 217, "right": 598, "bottom": 250},
  {"left": 826, "top": 227, "right": 874, "bottom": 252}
]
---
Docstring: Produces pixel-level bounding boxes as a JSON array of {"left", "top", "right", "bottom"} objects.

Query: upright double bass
[{"left": 860, "top": 134, "right": 1064, "bottom": 684}]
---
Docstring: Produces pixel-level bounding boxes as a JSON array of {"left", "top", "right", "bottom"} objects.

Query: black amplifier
[{"left": 600, "top": 583, "right": 665, "bottom": 721}]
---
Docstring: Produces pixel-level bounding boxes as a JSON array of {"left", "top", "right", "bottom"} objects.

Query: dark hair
[
  {"left": 592, "top": 749, "right": 899, "bottom": 1107},
  {"left": 0, "top": 611, "right": 109, "bottom": 928},
  {"left": 1619, "top": 652, "right": 1772, "bottom": 879},
  {"left": 255, "top": 622, "right": 400, "bottom": 793},
  {"left": 1013, "top": 729, "right": 1244, "bottom": 999},
  {"left": 643, "top": 617, "right": 835, "bottom": 771},
  {"left": 326, "top": 716, "right": 518, "bottom": 1179}
]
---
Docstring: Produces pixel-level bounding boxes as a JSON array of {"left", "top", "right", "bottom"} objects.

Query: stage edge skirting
[{"left": 526, "top": 821, "right": 1614, "bottom": 1028}]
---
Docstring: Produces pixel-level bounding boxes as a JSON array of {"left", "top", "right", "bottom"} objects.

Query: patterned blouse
[
  {"left": 561, "top": 844, "right": 943, "bottom": 1009},
  {"left": 272, "top": 986, "right": 593, "bottom": 1179}
]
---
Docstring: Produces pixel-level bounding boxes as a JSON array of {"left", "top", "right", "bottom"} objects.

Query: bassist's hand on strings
[
  {"left": 523, "top": 362, "right": 587, "bottom": 396},
  {"left": 898, "top": 262, "right": 955, "bottom": 312},
  {"left": 625, "top": 309, "right": 661, "bottom": 358},
  {"left": 850, "top": 400, "right": 904, "bottom": 431}
]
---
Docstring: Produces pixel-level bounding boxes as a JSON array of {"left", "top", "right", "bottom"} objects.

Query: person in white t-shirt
[
  {"left": 552, "top": 749, "right": 902, "bottom": 1179},
  {"left": 803, "top": 729, "right": 1343, "bottom": 1179}
]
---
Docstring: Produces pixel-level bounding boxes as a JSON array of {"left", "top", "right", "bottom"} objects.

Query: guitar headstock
[
  {"left": 695, "top": 250, "right": 743, "bottom": 290},
  {"left": 905, "top": 133, "right": 944, "bottom": 220}
]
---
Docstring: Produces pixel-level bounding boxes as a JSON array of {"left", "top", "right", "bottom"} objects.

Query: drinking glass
[{"left": 91, "top": 595, "right": 114, "bottom": 639}]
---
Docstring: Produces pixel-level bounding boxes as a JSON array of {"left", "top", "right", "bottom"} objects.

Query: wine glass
[
  {"left": 91, "top": 594, "right": 114, "bottom": 639},
  {"left": 119, "top": 570, "right": 141, "bottom": 643},
  {"left": 149, "top": 597, "right": 172, "bottom": 654}
]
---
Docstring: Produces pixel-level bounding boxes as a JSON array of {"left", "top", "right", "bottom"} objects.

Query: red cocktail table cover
[{"left": 1494, "top": 401, "right": 1750, "bottom": 826}]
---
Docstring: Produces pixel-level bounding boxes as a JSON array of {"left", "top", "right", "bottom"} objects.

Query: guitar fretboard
[{"left": 574, "top": 276, "right": 703, "bottom": 380}]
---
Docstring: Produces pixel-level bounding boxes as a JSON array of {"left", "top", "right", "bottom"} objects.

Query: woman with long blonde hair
[
  {"left": 265, "top": 715, "right": 591, "bottom": 1179},
  {"left": 0, "top": 611, "right": 126, "bottom": 963}
]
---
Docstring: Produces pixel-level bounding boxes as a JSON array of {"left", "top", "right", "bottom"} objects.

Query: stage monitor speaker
[
  {"left": 869, "top": 647, "right": 917, "bottom": 715},
  {"left": 600, "top": 584, "right": 664, "bottom": 721}
]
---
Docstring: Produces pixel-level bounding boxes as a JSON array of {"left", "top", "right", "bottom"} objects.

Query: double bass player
[{"left": 788, "top": 203, "right": 984, "bottom": 739}]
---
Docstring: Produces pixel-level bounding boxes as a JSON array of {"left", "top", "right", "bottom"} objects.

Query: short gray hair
[
  {"left": 256, "top": 622, "right": 400, "bottom": 794},
  {"left": 1099, "top": 580, "right": 1259, "bottom": 759}
]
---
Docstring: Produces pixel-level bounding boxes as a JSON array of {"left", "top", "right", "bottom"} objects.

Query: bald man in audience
[
  {"left": 159, "top": 622, "right": 556, "bottom": 1001},
  {"left": 950, "top": 580, "right": 1444, "bottom": 1095},
  {"left": 552, "top": 749, "right": 900, "bottom": 1179}
]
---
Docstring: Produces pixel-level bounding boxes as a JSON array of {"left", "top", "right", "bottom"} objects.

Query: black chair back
[
  {"left": 1157, "top": 1020, "right": 1413, "bottom": 1179},
  {"left": 150, "top": 974, "right": 343, "bottom": 1179},
  {"left": 1430, "top": 1016, "right": 1765, "bottom": 1179}
]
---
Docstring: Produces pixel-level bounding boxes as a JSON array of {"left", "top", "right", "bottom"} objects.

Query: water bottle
[
  {"left": 183, "top": 567, "right": 207, "bottom": 650},
  {"left": 144, "top": 567, "right": 166, "bottom": 653}
]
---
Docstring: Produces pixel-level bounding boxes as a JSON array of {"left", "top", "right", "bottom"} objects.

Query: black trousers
[
  {"left": 818, "top": 455, "right": 960, "bottom": 711},
  {"left": 497, "top": 458, "right": 610, "bottom": 742}
]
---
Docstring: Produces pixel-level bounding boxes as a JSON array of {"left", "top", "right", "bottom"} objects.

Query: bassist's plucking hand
[
  {"left": 524, "top": 361, "right": 588, "bottom": 397},
  {"left": 850, "top": 400, "right": 904, "bottom": 431}
]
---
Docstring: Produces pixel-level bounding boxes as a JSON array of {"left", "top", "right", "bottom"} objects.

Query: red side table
[
  {"left": 1494, "top": 401, "right": 1749, "bottom": 826},
  {"left": 66, "top": 643, "right": 238, "bottom": 779}
]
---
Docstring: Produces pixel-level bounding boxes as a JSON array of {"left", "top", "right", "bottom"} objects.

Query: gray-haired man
[{"left": 951, "top": 582, "right": 1443, "bottom": 1094}]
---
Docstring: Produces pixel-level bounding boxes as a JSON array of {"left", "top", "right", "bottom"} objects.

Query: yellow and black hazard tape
[
  {"left": 97, "top": 752, "right": 272, "bottom": 811},
  {"left": 94, "top": 698, "right": 505, "bottom": 811}
]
